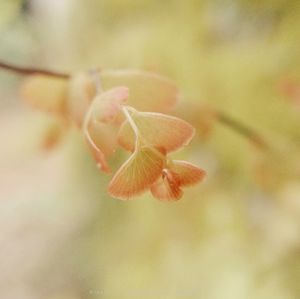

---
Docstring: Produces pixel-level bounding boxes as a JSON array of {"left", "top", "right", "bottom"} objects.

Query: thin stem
[
  {"left": 217, "top": 111, "right": 268, "bottom": 150},
  {"left": 0, "top": 60, "right": 70, "bottom": 79},
  {"left": 122, "top": 106, "right": 139, "bottom": 136},
  {"left": 122, "top": 106, "right": 140, "bottom": 149},
  {"left": 89, "top": 68, "right": 102, "bottom": 94},
  {"left": 83, "top": 103, "right": 97, "bottom": 149}
]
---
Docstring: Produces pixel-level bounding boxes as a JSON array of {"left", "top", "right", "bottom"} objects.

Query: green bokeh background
[{"left": 0, "top": 1, "right": 300, "bottom": 298}]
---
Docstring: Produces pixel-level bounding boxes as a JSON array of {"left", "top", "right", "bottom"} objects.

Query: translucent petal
[
  {"left": 20, "top": 75, "right": 68, "bottom": 116},
  {"left": 170, "top": 160, "right": 206, "bottom": 186},
  {"left": 84, "top": 121, "right": 112, "bottom": 173},
  {"left": 174, "top": 102, "right": 218, "bottom": 139},
  {"left": 108, "top": 146, "right": 165, "bottom": 200},
  {"left": 40, "top": 121, "right": 64, "bottom": 151},
  {"left": 92, "top": 86, "right": 128, "bottom": 124},
  {"left": 118, "top": 111, "right": 195, "bottom": 152},
  {"left": 82, "top": 87, "right": 129, "bottom": 173},
  {"left": 88, "top": 121, "right": 119, "bottom": 158},
  {"left": 67, "top": 69, "right": 178, "bottom": 125},
  {"left": 67, "top": 72, "right": 96, "bottom": 127},
  {"left": 101, "top": 69, "right": 178, "bottom": 113},
  {"left": 150, "top": 170, "right": 183, "bottom": 201}
]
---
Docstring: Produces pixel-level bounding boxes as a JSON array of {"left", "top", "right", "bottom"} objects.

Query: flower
[{"left": 20, "top": 69, "right": 206, "bottom": 201}]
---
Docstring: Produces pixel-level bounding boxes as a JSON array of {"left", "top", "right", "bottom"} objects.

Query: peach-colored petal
[
  {"left": 173, "top": 102, "right": 218, "bottom": 139},
  {"left": 67, "top": 72, "right": 96, "bottom": 127},
  {"left": 82, "top": 87, "right": 129, "bottom": 173},
  {"left": 101, "top": 69, "right": 179, "bottom": 113},
  {"left": 40, "top": 121, "right": 65, "bottom": 151},
  {"left": 88, "top": 121, "right": 119, "bottom": 158},
  {"left": 108, "top": 146, "right": 165, "bottom": 200},
  {"left": 150, "top": 169, "right": 183, "bottom": 201},
  {"left": 67, "top": 69, "right": 178, "bottom": 125},
  {"left": 170, "top": 160, "right": 206, "bottom": 186},
  {"left": 151, "top": 160, "right": 206, "bottom": 201},
  {"left": 118, "top": 111, "right": 195, "bottom": 153},
  {"left": 20, "top": 75, "right": 68, "bottom": 116},
  {"left": 84, "top": 122, "right": 111, "bottom": 173},
  {"left": 92, "top": 86, "right": 129, "bottom": 124}
]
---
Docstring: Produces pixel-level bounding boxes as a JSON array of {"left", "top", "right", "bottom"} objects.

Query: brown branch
[
  {"left": 217, "top": 111, "right": 268, "bottom": 150},
  {"left": 0, "top": 60, "right": 70, "bottom": 79}
]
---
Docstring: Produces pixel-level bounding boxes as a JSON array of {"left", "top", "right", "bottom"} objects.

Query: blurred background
[{"left": 0, "top": 0, "right": 300, "bottom": 298}]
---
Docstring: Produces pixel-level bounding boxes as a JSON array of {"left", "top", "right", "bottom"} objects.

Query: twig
[
  {"left": 0, "top": 60, "right": 69, "bottom": 79},
  {"left": 217, "top": 111, "right": 268, "bottom": 150}
]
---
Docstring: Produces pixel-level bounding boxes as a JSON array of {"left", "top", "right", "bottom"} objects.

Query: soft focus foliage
[
  {"left": 21, "top": 75, "right": 68, "bottom": 116},
  {"left": 1, "top": 1, "right": 300, "bottom": 299}
]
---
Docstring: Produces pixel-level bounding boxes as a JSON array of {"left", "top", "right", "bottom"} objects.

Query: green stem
[{"left": 217, "top": 111, "right": 268, "bottom": 150}]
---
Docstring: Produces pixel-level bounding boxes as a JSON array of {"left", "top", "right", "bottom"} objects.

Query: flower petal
[
  {"left": 150, "top": 169, "right": 183, "bottom": 201},
  {"left": 82, "top": 87, "right": 129, "bottom": 173},
  {"left": 68, "top": 72, "right": 95, "bottom": 127},
  {"left": 118, "top": 111, "right": 195, "bottom": 152},
  {"left": 88, "top": 121, "right": 119, "bottom": 158},
  {"left": 84, "top": 121, "right": 112, "bottom": 173},
  {"left": 20, "top": 75, "right": 68, "bottom": 116},
  {"left": 67, "top": 69, "right": 178, "bottom": 125},
  {"left": 92, "top": 86, "right": 129, "bottom": 124},
  {"left": 173, "top": 102, "right": 218, "bottom": 139},
  {"left": 170, "top": 160, "right": 206, "bottom": 186},
  {"left": 108, "top": 146, "right": 165, "bottom": 200},
  {"left": 85, "top": 136, "right": 111, "bottom": 173},
  {"left": 101, "top": 69, "right": 178, "bottom": 113}
]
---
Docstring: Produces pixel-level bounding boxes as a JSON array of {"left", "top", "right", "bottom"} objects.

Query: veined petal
[
  {"left": 108, "top": 146, "right": 165, "bottom": 200},
  {"left": 151, "top": 169, "right": 183, "bottom": 201},
  {"left": 20, "top": 75, "right": 68, "bottom": 116},
  {"left": 170, "top": 160, "right": 206, "bottom": 186},
  {"left": 100, "top": 69, "right": 178, "bottom": 113},
  {"left": 118, "top": 111, "right": 195, "bottom": 152}
]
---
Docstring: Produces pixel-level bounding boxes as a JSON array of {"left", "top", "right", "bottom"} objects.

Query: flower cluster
[{"left": 21, "top": 69, "right": 206, "bottom": 200}]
